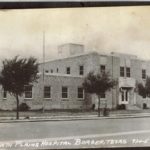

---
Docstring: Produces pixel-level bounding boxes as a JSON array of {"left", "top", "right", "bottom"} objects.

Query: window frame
[
  {"left": 44, "top": 86, "right": 51, "bottom": 99},
  {"left": 3, "top": 90, "right": 7, "bottom": 100},
  {"left": 100, "top": 65, "right": 105, "bottom": 73},
  {"left": 24, "top": 85, "right": 33, "bottom": 99},
  {"left": 77, "top": 87, "right": 84, "bottom": 99},
  {"left": 66, "top": 67, "right": 70, "bottom": 74},
  {"left": 45, "top": 70, "right": 49, "bottom": 73},
  {"left": 62, "top": 86, "right": 68, "bottom": 99},
  {"left": 79, "top": 65, "right": 84, "bottom": 75},
  {"left": 126, "top": 67, "right": 131, "bottom": 78},
  {"left": 100, "top": 92, "right": 106, "bottom": 98},
  {"left": 56, "top": 68, "right": 59, "bottom": 73},
  {"left": 120, "top": 66, "right": 125, "bottom": 77},
  {"left": 142, "top": 69, "right": 146, "bottom": 79}
]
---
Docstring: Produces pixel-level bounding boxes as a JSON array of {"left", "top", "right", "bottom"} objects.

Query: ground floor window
[
  {"left": 101, "top": 93, "right": 105, "bottom": 98},
  {"left": 79, "top": 65, "right": 84, "bottom": 75},
  {"left": 62, "top": 86, "right": 68, "bottom": 99},
  {"left": 78, "top": 87, "right": 84, "bottom": 99},
  {"left": 3, "top": 90, "right": 7, "bottom": 99},
  {"left": 24, "top": 85, "right": 32, "bottom": 99},
  {"left": 44, "top": 86, "right": 51, "bottom": 98}
]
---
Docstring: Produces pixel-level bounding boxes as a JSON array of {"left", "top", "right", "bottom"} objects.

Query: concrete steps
[{"left": 126, "top": 105, "right": 142, "bottom": 110}]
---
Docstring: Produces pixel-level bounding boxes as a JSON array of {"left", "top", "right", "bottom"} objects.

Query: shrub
[
  {"left": 143, "top": 103, "right": 147, "bottom": 109},
  {"left": 103, "top": 108, "right": 110, "bottom": 116},
  {"left": 117, "top": 104, "right": 126, "bottom": 110},
  {"left": 19, "top": 103, "right": 30, "bottom": 111}
]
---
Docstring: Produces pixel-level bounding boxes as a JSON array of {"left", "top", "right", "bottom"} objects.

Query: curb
[{"left": 0, "top": 114, "right": 150, "bottom": 123}]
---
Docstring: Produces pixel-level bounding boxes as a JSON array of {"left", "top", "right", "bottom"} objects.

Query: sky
[{"left": 0, "top": 6, "right": 150, "bottom": 63}]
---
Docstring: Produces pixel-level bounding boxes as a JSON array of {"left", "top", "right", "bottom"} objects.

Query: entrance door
[{"left": 120, "top": 88, "right": 129, "bottom": 104}]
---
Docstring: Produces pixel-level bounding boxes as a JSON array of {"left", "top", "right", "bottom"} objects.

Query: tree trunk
[
  {"left": 16, "top": 95, "right": 19, "bottom": 120},
  {"left": 98, "top": 95, "right": 101, "bottom": 117}
]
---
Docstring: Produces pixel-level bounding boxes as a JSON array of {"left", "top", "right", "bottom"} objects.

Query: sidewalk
[{"left": 1, "top": 112, "right": 150, "bottom": 123}]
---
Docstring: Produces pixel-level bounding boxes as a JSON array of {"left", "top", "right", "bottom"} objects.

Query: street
[{"left": 0, "top": 117, "right": 150, "bottom": 149}]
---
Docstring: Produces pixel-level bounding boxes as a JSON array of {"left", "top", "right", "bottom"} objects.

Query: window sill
[
  {"left": 44, "top": 98, "right": 52, "bottom": 100},
  {"left": 77, "top": 98, "right": 84, "bottom": 101},
  {"left": 62, "top": 99, "right": 69, "bottom": 101},
  {"left": 24, "top": 98, "right": 33, "bottom": 100},
  {"left": 120, "top": 77, "right": 131, "bottom": 79}
]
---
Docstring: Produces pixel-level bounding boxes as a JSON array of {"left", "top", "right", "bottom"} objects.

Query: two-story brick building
[{"left": 0, "top": 43, "right": 150, "bottom": 110}]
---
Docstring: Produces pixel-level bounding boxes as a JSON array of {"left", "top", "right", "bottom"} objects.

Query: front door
[
  {"left": 119, "top": 88, "right": 129, "bottom": 104},
  {"left": 121, "top": 89, "right": 128, "bottom": 102}
]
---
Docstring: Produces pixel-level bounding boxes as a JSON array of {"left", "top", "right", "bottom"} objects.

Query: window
[
  {"left": 3, "top": 90, "right": 7, "bottom": 99},
  {"left": 24, "top": 85, "right": 32, "bottom": 99},
  {"left": 44, "top": 86, "right": 51, "bottom": 98},
  {"left": 79, "top": 65, "right": 84, "bottom": 75},
  {"left": 101, "top": 93, "right": 105, "bottom": 98},
  {"left": 126, "top": 67, "right": 130, "bottom": 77},
  {"left": 45, "top": 70, "right": 49, "bottom": 73},
  {"left": 142, "top": 69, "right": 146, "bottom": 79},
  {"left": 51, "top": 69, "right": 53, "bottom": 73},
  {"left": 56, "top": 68, "right": 59, "bottom": 73},
  {"left": 120, "top": 67, "right": 124, "bottom": 77},
  {"left": 143, "top": 94, "right": 146, "bottom": 99},
  {"left": 62, "top": 86, "right": 68, "bottom": 99},
  {"left": 66, "top": 67, "right": 70, "bottom": 74},
  {"left": 125, "top": 91, "right": 128, "bottom": 101},
  {"left": 78, "top": 87, "right": 84, "bottom": 99},
  {"left": 100, "top": 65, "right": 105, "bottom": 73}
]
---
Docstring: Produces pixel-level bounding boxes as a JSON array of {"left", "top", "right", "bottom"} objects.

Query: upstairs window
[
  {"left": 79, "top": 65, "right": 84, "bottom": 75},
  {"left": 143, "top": 94, "right": 146, "bottom": 99},
  {"left": 126, "top": 67, "right": 130, "bottom": 77},
  {"left": 51, "top": 69, "right": 53, "bottom": 73},
  {"left": 44, "top": 86, "right": 51, "bottom": 98},
  {"left": 24, "top": 85, "right": 32, "bottom": 99},
  {"left": 45, "top": 70, "right": 49, "bottom": 73},
  {"left": 120, "top": 67, "right": 125, "bottom": 77},
  {"left": 62, "top": 86, "right": 68, "bottom": 99},
  {"left": 142, "top": 69, "right": 146, "bottom": 79},
  {"left": 56, "top": 68, "right": 59, "bottom": 73},
  {"left": 78, "top": 87, "right": 84, "bottom": 99},
  {"left": 100, "top": 65, "right": 105, "bottom": 73},
  {"left": 66, "top": 67, "right": 70, "bottom": 74}
]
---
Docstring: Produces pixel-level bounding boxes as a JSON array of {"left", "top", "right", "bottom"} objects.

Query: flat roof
[
  {"left": 39, "top": 50, "right": 150, "bottom": 65},
  {"left": 39, "top": 51, "right": 108, "bottom": 64}
]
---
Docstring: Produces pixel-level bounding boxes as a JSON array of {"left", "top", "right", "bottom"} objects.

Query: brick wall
[
  {"left": 0, "top": 75, "right": 91, "bottom": 110},
  {"left": 1, "top": 51, "right": 150, "bottom": 111}
]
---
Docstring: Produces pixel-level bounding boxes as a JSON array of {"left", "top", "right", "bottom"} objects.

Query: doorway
[{"left": 121, "top": 89, "right": 129, "bottom": 102}]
